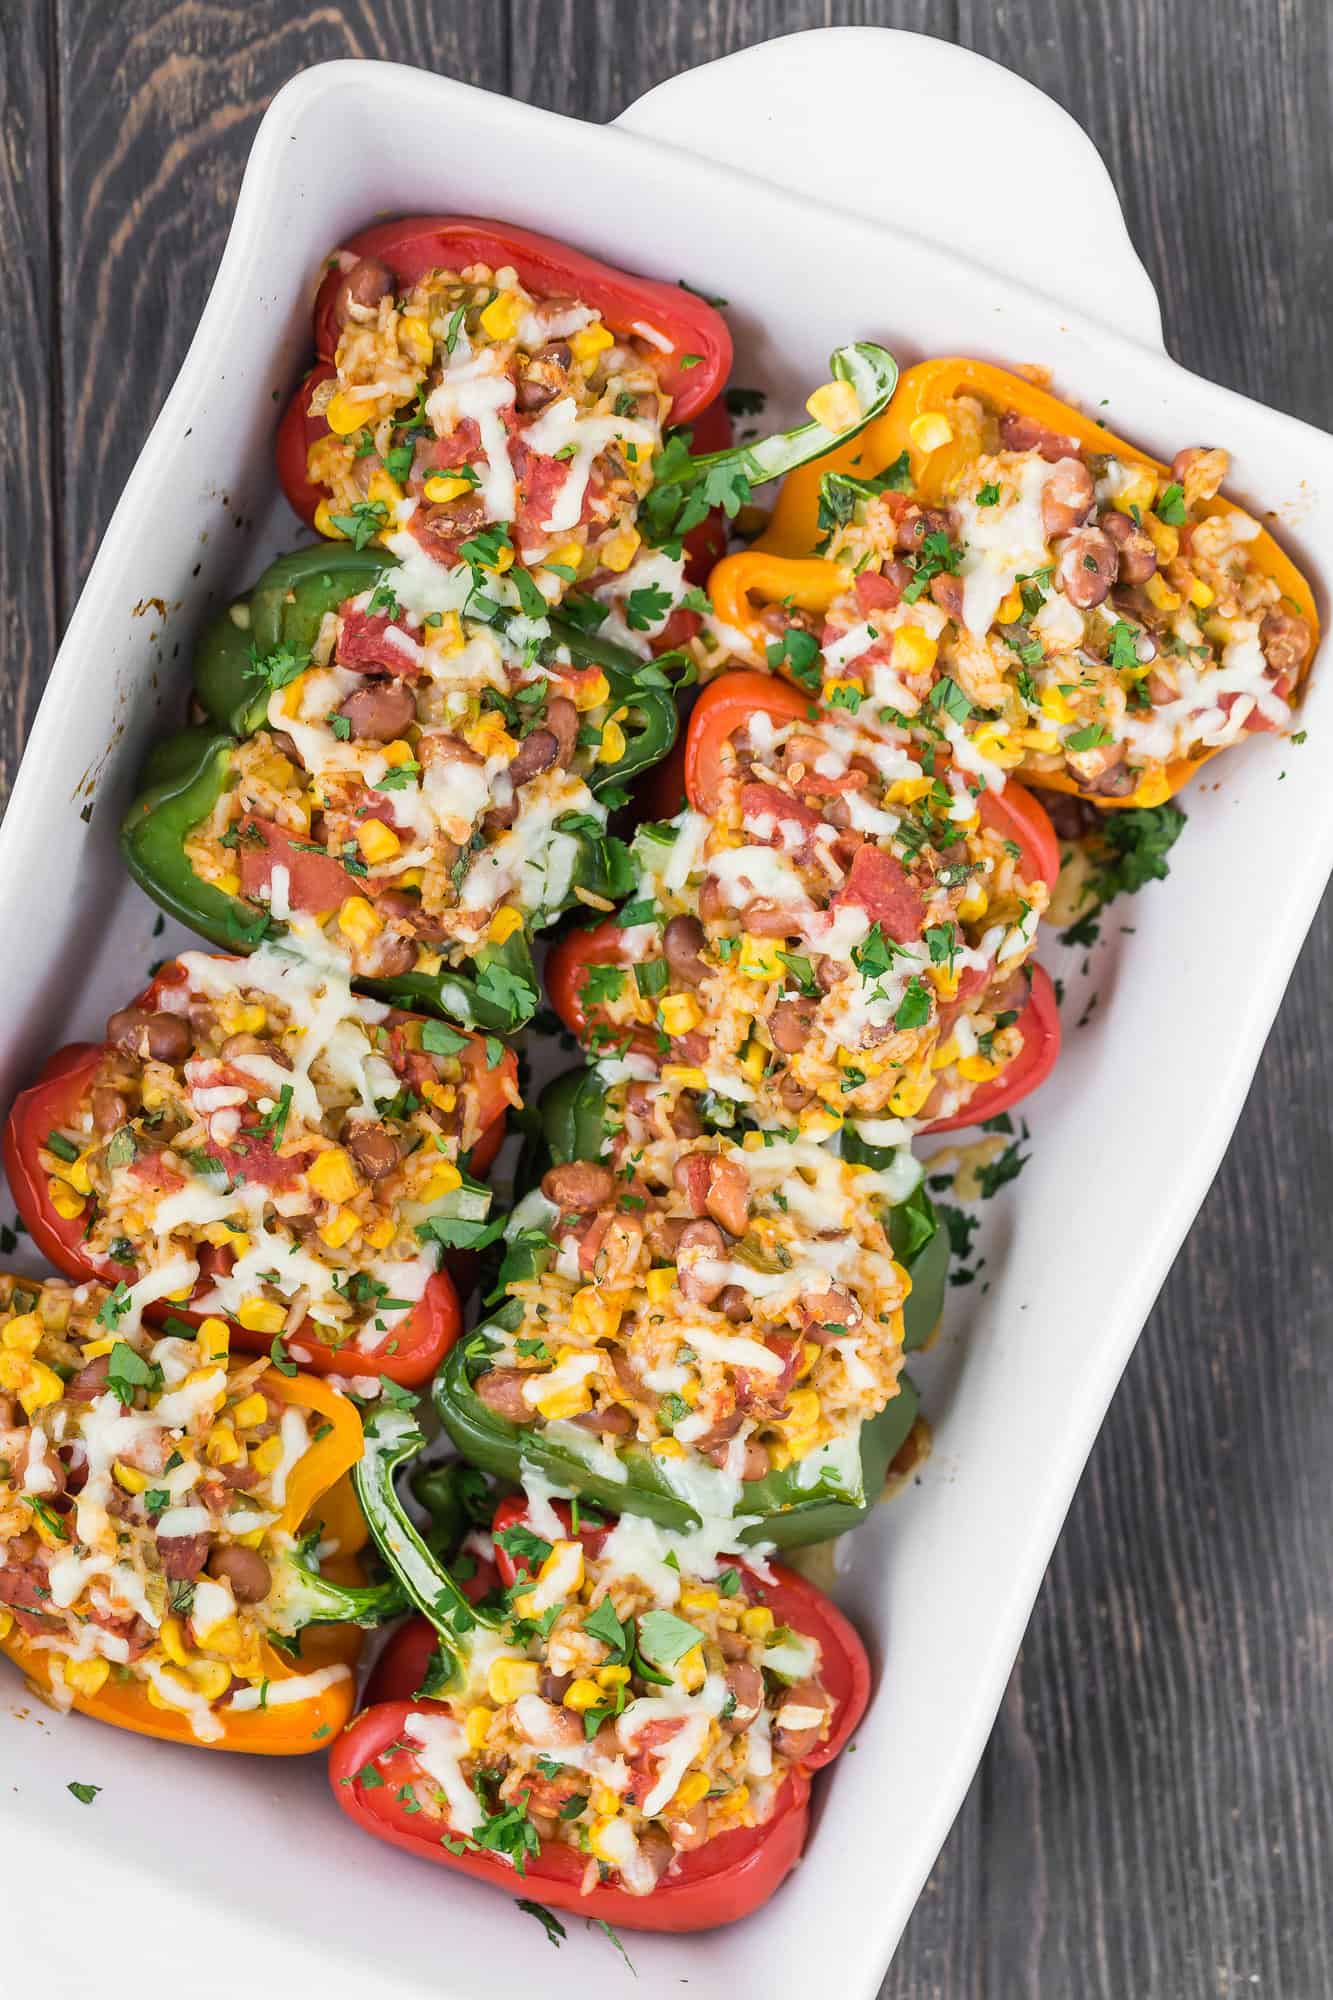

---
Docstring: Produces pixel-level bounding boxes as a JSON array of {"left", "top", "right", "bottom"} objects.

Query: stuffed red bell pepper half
[
  {"left": 547, "top": 669, "right": 1061, "bottom": 1139},
  {"left": 331, "top": 1434, "right": 870, "bottom": 1931},
  {"left": 2, "top": 947, "right": 518, "bottom": 1389}
]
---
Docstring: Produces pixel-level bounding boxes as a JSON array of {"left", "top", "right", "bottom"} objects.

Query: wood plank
[
  {"left": 949, "top": 6, "right": 1333, "bottom": 1995},
  {"left": 50, "top": 0, "right": 508, "bottom": 600},
  {"left": 510, "top": 0, "right": 949, "bottom": 120},
  {"left": 0, "top": 1, "right": 58, "bottom": 808}
]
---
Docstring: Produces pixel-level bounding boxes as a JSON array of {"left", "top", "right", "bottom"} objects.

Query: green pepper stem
[{"left": 263, "top": 1554, "right": 406, "bottom": 1636}]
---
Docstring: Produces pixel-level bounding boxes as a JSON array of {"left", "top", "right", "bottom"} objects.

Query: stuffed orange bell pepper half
[
  {"left": 0, "top": 1270, "right": 397, "bottom": 1751},
  {"left": 710, "top": 357, "right": 1318, "bottom": 810}
]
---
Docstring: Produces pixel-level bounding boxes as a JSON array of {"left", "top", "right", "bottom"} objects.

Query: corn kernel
[
  {"left": 380, "top": 738, "right": 416, "bottom": 768},
  {"left": 1, "top": 1314, "right": 42, "bottom": 1355},
  {"left": 424, "top": 610, "right": 464, "bottom": 655},
  {"left": 363, "top": 1217, "right": 396, "bottom": 1251},
  {"left": 1145, "top": 572, "right": 1182, "bottom": 612},
  {"left": 113, "top": 1460, "right": 150, "bottom": 1494},
  {"left": 598, "top": 719, "right": 627, "bottom": 764},
  {"left": 680, "top": 1588, "right": 720, "bottom": 1615},
  {"left": 568, "top": 1288, "right": 623, "bottom": 1342},
  {"left": 237, "top": 1297, "right": 286, "bottom": 1335},
  {"left": 1019, "top": 727, "right": 1062, "bottom": 752},
  {"left": 308, "top": 1146, "right": 360, "bottom": 1205},
  {"left": 660, "top": 1064, "right": 708, "bottom": 1090},
  {"left": 63, "top": 1656, "right": 111, "bottom": 1697},
  {"left": 673, "top": 1769, "right": 711, "bottom": 1810},
  {"left": 1039, "top": 683, "right": 1075, "bottom": 725},
  {"left": 785, "top": 1388, "right": 821, "bottom": 1430},
  {"left": 197, "top": 1316, "right": 230, "bottom": 1363},
  {"left": 314, "top": 499, "right": 346, "bottom": 541},
  {"left": 250, "top": 1436, "right": 284, "bottom": 1478},
  {"left": 325, "top": 390, "right": 375, "bottom": 437},
  {"left": 657, "top": 991, "right": 701, "bottom": 1039},
  {"left": 205, "top": 1423, "right": 243, "bottom": 1467},
  {"left": 419, "top": 1158, "right": 463, "bottom": 1199},
  {"left": 909, "top": 410, "right": 954, "bottom": 453},
  {"left": 0, "top": 1606, "right": 14, "bottom": 1641},
  {"left": 589, "top": 1817, "right": 624, "bottom": 1864},
  {"left": 464, "top": 1704, "right": 494, "bottom": 1752},
  {"left": 530, "top": 1380, "right": 594, "bottom": 1422},
  {"left": 185, "top": 1658, "right": 233, "bottom": 1700},
  {"left": 651, "top": 1437, "right": 687, "bottom": 1458},
  {"left": 571, "top": 669, "right": 610, "bottom": 711},
  {"left": 798, "top": 1105, "right": 845, "bottom": 1141},
  {"left": 398, "top": 314, "right": 434, "bottom": 365},
  {"left": 423, "top": 473, "right": 472, "bottom": 505},
  {"left": 807, "top": 379, "right": 862, "bottom": 432},
  {"left": 676, "top": 1644, "right": 706, "bottom": 1692},
  {"left": 599, "top": 529, "right": 640, "bottom": 575},
  {"left": 1109, "top": 468, "right": 1156, "bottom": 515},
  {"left": 1143, "top": 513, "right": 1180, "bottom": 562},
  {"left": 214, "top": 869, "right": 242, "bottom": 898},
  {"left": 47, "top": 1177, "right": 86, "bottom": 1221},
  {"left": 356, "top": 818, "right": 401, "bottom": 866},
  {"left": 319, "top": 1207, "right": 361, "bottom": 1250},
  {"left": 596, "top": 1662, "right": 632, "bottom": 1689},
  {"left": 645, "top": 1266, "right": 677, "bottom": 1308},
  {"left": 337, "top": 895, "right": 383, "bottom": 950},
  {"left": 738, "top": 1039, "right": 767, "bottom": 1083},
  {"left": 160, "top": 1616, "right": 191, "bottom": 1668},
  {"left": 972, "top": 721, "right": 1024, "bottom": 770},
  {"left": 17, "top": 1361, "right": 63, "bottom": 1418},
  {"left": 1187, "top": 575, "right": 1214, "bottom": 609},
  {"left": 891, "top": 626, "right": 938, "bottom": 676},
  {"left": 958, "top": 1052, "right": 1002, "bottom": 1082},
  {"left": 797, "top": 1339, "right": 820, "bottom": 1378},
  {"left": 958, "top": 882, "right": 989, "bottom": 921},
  {"left": 591, "top": 1782, "right": 620, "bottom": 1817},
  {"left": 739, "top": 933, "right": 784, "bottom": 982},
  {"left": 231, "top": 1392, "right": 268, "bottom": 1430},
  {"left": 546, "top": 540, "right": 583, "bottom": 577},
  {"left": 996, "top": 588, "right": 1024, "bottom": 624},
  {"left": 487, "top": 1655, "right": 541, "bottom": 1703},
  {"left": 563, "top": 1678, "right": 604, "bottom": 1713},
  {"left": 570, "top": 321, "right": 615, "bottom": 364},
  {"left": 479, "top": 290, "right": 524, "bottom": 342},
  {"left": 487, "top": 905, "right": 524, "bottom": 946},
  {"left": 888, "top": 1065, "right": 934, "bottom": 1118},
  {"left": 741, "top": 1606, "right": 774, "bottom": 1639}
]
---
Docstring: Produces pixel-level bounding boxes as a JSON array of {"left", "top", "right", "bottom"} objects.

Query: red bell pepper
[
  {"left": 0, "top": 960, "right": 520, "bottom": 1386},
  {"left": 277, "top": 215, "right": 731, "bottom": 536},
  {"left": 551, "top": 671, "right": 1063, "bottom": 1131},
  {"left": 331, "top": 1494, "right": 870, "bottom": 1932}
]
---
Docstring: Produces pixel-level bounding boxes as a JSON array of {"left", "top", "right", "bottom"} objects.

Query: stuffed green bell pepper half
[
  {"left": 121, "top": 545, "right": 681, "bottom": 1031},
  {"left": 435, "top": 1095, "right": 945, "bottom": 1548}
]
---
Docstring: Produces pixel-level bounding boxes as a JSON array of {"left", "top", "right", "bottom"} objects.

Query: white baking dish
[{"left": 2, "top": 30, "right": 1329, "bottom": 1999}]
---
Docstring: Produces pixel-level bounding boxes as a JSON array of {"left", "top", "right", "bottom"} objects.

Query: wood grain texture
[
  {"left": 1, "top": 4, "right": 1327, "bottom": 1996},
  {"left": 0, "top": 2, "right": 58, "bottom": 808}
]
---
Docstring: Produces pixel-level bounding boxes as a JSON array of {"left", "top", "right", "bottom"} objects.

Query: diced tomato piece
[
  {"left": 854, "top": 570, "right": 904, "bottom": 613},
  {"left": 237, "top": 820, "right": 362, "bottom": 913},
  {"left": 740, "top": 782, "right": 823, "bottom": 853},
  {"left": 830, "top": 843, "right": 926, "bottom": 944},
  {"left": 336, "top": 610, "right": 423, "bottom": 677}
]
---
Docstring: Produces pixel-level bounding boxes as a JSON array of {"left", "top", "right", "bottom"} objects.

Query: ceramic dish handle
[{"left": 614, "top": 26, "right": 1165, "bottom": 352}]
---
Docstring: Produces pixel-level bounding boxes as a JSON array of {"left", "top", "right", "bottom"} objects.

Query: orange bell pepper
[
  {"left": 721, "top": 357, "right": 1319, "bottom": 811},
  {"left": 2, "top": 1366, "right": 368, "bottom": 1754}
]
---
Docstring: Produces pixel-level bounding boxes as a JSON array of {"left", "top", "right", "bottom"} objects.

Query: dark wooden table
[{"left": 3, "top": 4, "right": 1329, "bottom": 1993}]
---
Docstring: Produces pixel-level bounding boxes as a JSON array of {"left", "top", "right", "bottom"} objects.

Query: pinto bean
[
  {"left": 66, "top": 1353, "right": 112, "bottom": 1400},
  {"left": 1040, "top": 458, "right": 1095, "bottom": 538},
  {"left": 416, "top": 493, "right": 488, "bottom": 554},
  {"left": 158, "top": 1532, "right": 211, "bottom": 1581},
  {"left": 738, "top": 899, "right": 803, "bottom": 938},
  {"left": 673, "top": 1153, "right": 713, "bottom": 1216},
  {"left": 541, "top": 1162, "right": 615, "bottom": 1211},
  {"left": 1260, "top": 609, "right": 1313, "bottom": 682},
  {"left": 364, "top": 930, "right": 418, "bottom": 978},
  {"left": 91, "top": 1087, "right": 128, "bottom": 1134},
  {"left": 703, "top": 1157, "right": 751, "bottom": 1238},
  {"left": 645, "top": 1213, "right": 689, "bottom": 1261},
  {"left": 722, "top": 1661, "right": 764, "bottom": 1730},
  {"left": 573, "top": 1402, "right": 632, "bottom": 1437},
  {"left": 663, "top": 914, "right": 708, "bottom": 987},
  {"left": 345, "top": 1120, "right": 399, "bottom": 1181},
  {"left": 334, "top": 256, "right": 393, "bottom": 327},
  {"left": 106, "top": 1008, "right": 192, "bottom": 1065},
  {"left": 1073, "top": 742, "right": 1136, "bottom": 796},
  {"left": 777, "top": 1073, "right": 814, "bottom": 1113},
  {"left": 419, "top": 731, "right": 483, "bottom": 771},
  {"left": 999, "top": 410, "right": 1080, "bottom": 462},
  {"left": 475, "top": 1368, "right": 536, "bottom": 1425},
  {"left": 1100, "top": 507, "right": 1158, "bottom": 583},
  {"left": 717, "top": 1285, "right": 749, "bottom": 1322},
  {"left": 676, "top": 1219, "right": 728, "bottom": 1305},
  {"left": 929, "top": 571, "right": 964, "bottom": 618},
  {"left": 740, "top": 1438, "right": 771, "bottom": 1481},
  {"left": 773, "top": 1678, "right": 831, "bottom": 1759},
  {"left": 1058, "top": 527, "right": 1119, "bottom": 610},
  {"left": 894, "top": 505, "right": 950, "bottom": 554},
  {"left": 543, "top": 696, "right": 579, "bottom": 766},
  {"left": 1036, "top": 789, "right": 1099, "bottom": 842},
  {"left": 1171, "top": 445, "right": 1227, "bottom": 505},
  {"left": 667, "top": 1803, "right": 711, "bottom": 1851},
  {"left": 800, "top": 1287, "right": 859, "bottom": 1342},
  {"left": 207, "top": 1544, "right": 272, "bottom": 1604},
  {"left": 337, "top": 680, "right": 417, "bottom": 742},
  {"left": 516, "top": 341, "right": 572, "bottom": 413},
  {"left": 539, "top": 1670, "right": 573, "bottom": 1704},
  {"left": 769, "top": 995, "right": 816, "bottom": 1054}
]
